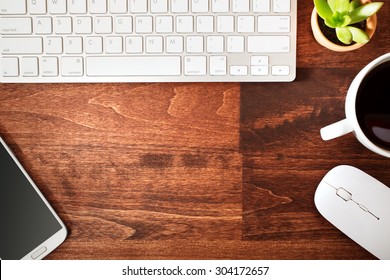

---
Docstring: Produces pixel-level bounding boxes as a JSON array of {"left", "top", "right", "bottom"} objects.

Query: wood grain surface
[{"left": 1, "top": 1, "right": 390, "bottom": 259}]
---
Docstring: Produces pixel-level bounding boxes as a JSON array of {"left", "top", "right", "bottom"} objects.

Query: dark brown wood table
[{"left": 1, "top": 2, "right": 389, "bottom": 260}]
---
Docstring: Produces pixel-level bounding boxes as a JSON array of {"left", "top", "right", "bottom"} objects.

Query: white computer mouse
[{"left": 314, "top": 165, "right": 390, "bottom": 259}]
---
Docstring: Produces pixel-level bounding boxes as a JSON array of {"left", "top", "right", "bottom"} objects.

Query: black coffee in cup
[{"left": 356, "top": 61, "right": 390, "bottom": 150}]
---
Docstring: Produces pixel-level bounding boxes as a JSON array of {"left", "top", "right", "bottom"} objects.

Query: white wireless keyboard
[{"left": 0, "top": 0, "right": 296, "bottom": 83}]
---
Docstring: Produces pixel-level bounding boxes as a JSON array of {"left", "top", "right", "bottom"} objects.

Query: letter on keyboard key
[
  {"left": 109, "top": 0, "right": 128, "bottom": 14},
  {"left": 0, "top": 0, "right": 26, "bottom": 15},
  {"left": 69, "top": 0, "right": 87, "bottom": 14},
  {"left": 28, "top": 0, "right": 47, "bottom": 15},
  {"left": 248, "top": 36, "right": 290, "bottom": 53},
  {"left": 171, "top": 0, "right": 188, "bottom": 13},
  {"left": 86, "top": 57, "right": 181, "bottom": 76},
  {"left": 48, "top": 0, "right": 67, "bottom": 14},
  {"left": 89, "top": 0, "right": 107, "bottom": 14},
  {"left": 151, "top": 0, "right": 168, "bottom": 13},
  {"left": 130, "top": 0, "right": 147, "bottom": 13},
  {"left": 1, "top": 37, "right": 43, "bottom": 54},
  {"left": 192, "top": 0, "right": 209, "bottom": 13}
]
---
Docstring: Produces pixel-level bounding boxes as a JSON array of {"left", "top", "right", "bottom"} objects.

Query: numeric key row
[{"left": 0, "top": 0, "right": 291, "bottom": 15}]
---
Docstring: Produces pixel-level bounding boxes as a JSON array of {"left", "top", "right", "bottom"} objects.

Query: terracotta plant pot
[{"left": 311, "top": 0, "right": 378, "bottom": 52}]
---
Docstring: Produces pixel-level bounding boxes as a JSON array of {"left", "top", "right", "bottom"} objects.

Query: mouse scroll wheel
[{"left": 336, "top": 187, "right": 352, "bottom": 201}]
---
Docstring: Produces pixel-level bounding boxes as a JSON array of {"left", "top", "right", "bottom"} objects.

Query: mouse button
[
  {"left": 314, "top": 182, "right": 332, "bottom": 217},
  {"left": 321, "top": 166, "right": 352, "bottom": 190},
  {"left": 370, "top": 186, "right": 390, "bottom": 218},
  {"left": 336, "top": 187, "right": 352, "bottom": 201}
]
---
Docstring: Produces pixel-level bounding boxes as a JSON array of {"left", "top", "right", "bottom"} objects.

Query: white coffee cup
[{"left": 320, "top": 53, "right": 390, "bottom": 158}]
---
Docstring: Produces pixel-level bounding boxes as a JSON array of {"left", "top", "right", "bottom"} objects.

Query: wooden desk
[{"left": 1, "top": 2, "right": 389, "bottom": 259}]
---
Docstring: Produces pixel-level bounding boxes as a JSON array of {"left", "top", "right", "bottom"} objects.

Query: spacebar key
[{"left": 86, "top": 56, "right": 181, "bottom": 76}]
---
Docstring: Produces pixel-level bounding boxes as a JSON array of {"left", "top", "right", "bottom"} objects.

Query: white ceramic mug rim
[{"left": 345, "top": 53, "right": 390, "bottom": 157}]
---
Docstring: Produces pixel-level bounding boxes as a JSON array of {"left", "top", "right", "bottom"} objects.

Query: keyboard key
[
  {"left": 41, "top": 57, "right": 59, "bottom": 77},
  {"left": 238, "top": 16, "right": 255, "bottom": 33},
  {"left": 207, "top": 36, "right": 224, "bottom": 53},
  {"left": 54, "top": 17, "right": 72, "bottom": 34},
  {"left": 28, "top": 0, "right": 47, "bottom": 14},
  {"left": 233, "top": 0, "right": 249, "bottom": 12},
  {"left": 86, "top": 56, "right": 181, "bottom": 76},
  {"left": 251, "top": 65, "right": 268, "bottom": 76},
  {"left": 210, "top": 56, "right": 227, "bottom": 76},
  {"left": 109, "top": 0, "right": 127, "bottom": 14},
  {"left": 258, "top": 16, "right": 290, "bottom": 33},
  {"left": 151, "top": 0, "right": 168, "bottom": 13},
  {"left": 217, "top": 16, "right": 234, "bottom": 33},
  {"left": 212, "top": 0, "right": 229, "bottom": 13},
  {"left": 248, "top": 36, "right": 290, "bottom": 53},
  {"left": 129, "top": 0, "right": 147, "bottom": 13},
  {"left": 0, "top": 0, "right": 26, "bottom": 15},
  {"left": 61, "top": 57, "right": 84, "bottom": 76},
  {"left": 95, "top": 17, "right": 113, "bottom": 34},
  {"left": 125, "top": 36, "right": 143, "bottom": 53},
  {"left": 1, "top": 37, "right": 43, "bottom": 54},
  {"left": 69, "top": 0, "right": 88, "bottom": 14},
  {"left": 184, "top": 56, "right": 206, "bottom": 76},
  {"left": 227, "top": 36, "right": 244, "bottom": 53},
  {"left": 106, "top": 36, "right": 123, "bottom": 54},
  {"left": 156, "top": 16, "right": 173, "bottom": 33},
  {"left": 230, "top": 65, "right": 248, "bottom": 76},
  {"left": 171, "top": 0, "right": 188, "bottom": 13},
  {"left": 145, "top": 36, "right": 163, "bottom": 53},
  {"left": 35, "top": 17, "right": 53, "bottom": 35},
  {"left": 21, "top": 57, "right": 39, "bottom": 77},
  {"left": 253, "top": 0, "right": 270, "bottom": 12},
  {"left": 75, "top": 17, "right": 93, "bottom": 34},
  {"left": 64, "top": 37, "right": 83, "bottom": 54},
  {"left": 115, "top": 16, "right": 133, "bottom": 34},
  {"left": 0, "top": 18, "right": 32, "bottom": 35},
  {"left": 186, "top": 36, "right": 203, "bottom": 53},
  {"left": 48, "top": 0, "right": 67, "bottom": 14},
  {"left": 135, "top": 16, "right": 153, "bottom": 34},
  {"left": 45, "top": 37, "right": 63, "bottom": 54},
  {"left": 197, "top": 16, "right": 214, "bottom": 33},
  {"left": 272, "top": 65, "right": 290, "bottom": 75},
  {"left": 86, "top": 36, "right": 103, "bottom": 54},
  {"left": 1, "top": 57, "right": 19, "bottom": 77},
  {"left": 192, "top": 0, "right": 209, "bottom": 13},
  {"left": 251, "top": 56, "right": 269, "bottom": 66},
  {"left": 273, "top": 0, "right": 291, "bottom": 13},
  {"left": 176, "top": 16, "right": 194, "bottom": 33},
  {"left": 89, "top": 0, "right": 107, "bottom": 14},
  {"left": 166, "top": 36, "right": 183, "bottom": 53}
]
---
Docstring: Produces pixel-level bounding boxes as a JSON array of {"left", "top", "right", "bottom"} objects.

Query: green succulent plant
[{"left": 314, "top": 0, "right": 383, "bottom": 44}]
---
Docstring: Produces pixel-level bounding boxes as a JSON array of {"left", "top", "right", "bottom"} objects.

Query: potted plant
[{"left": 311, "top": 0, "right": 384, "bottom": 52}]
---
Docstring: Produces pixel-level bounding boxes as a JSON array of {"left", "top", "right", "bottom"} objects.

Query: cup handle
[{"left": 320, "top": 119, "right": 354, "bottom": 141}]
